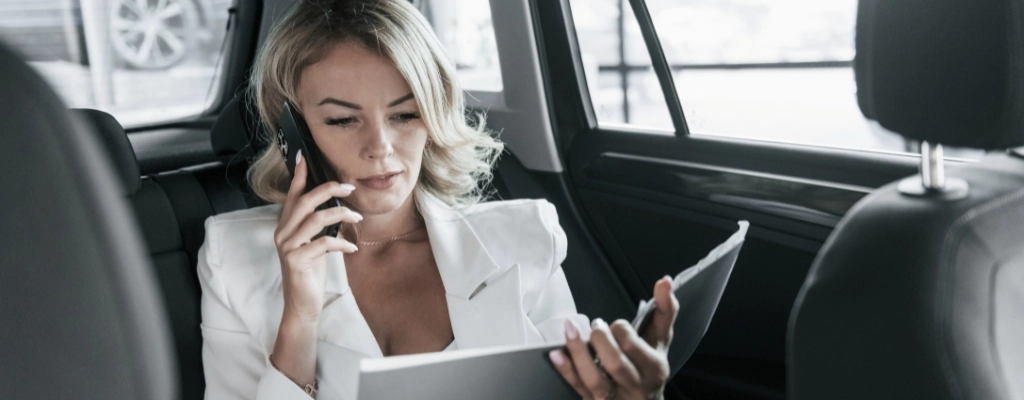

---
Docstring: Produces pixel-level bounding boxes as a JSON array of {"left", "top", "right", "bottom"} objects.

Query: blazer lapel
[
  {"left": 445, "top": 264, "right": 531, "bottom": 349},
  {"left": 417, "top": 191, "right": 530, "bottom": 350},
  {"left": 305, "top": 191, "right": 533, "bottom": 358}
]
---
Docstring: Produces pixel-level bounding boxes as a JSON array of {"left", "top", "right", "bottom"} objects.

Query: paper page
[{"left": 631, "top": 221, "right": 749, "bottom": 333}]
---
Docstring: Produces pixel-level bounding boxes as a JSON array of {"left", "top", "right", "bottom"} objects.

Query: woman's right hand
[
  {"left": 274, "top": 150, "right": 362, "bottom": 323},
  {"left": 271, "top": 150, "right": 361, "bottom": 386}
]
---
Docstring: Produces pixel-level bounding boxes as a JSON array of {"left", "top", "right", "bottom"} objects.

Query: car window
[
  {"left": 0, "top": 0, "right": 233, "bottom": 128},
  {"left": 570, "top": 0, "right": 672, "bottom": 132},
  {"left": 412, "top": 0, "right": 502, "bottom": 92},
  {"left": 569, "top": 0, "right": 983, "bottom": 158}
]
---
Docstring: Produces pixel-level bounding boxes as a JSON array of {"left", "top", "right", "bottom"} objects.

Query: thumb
[{"left": 643, "top": 276, "right": 679, "bottom": 351}]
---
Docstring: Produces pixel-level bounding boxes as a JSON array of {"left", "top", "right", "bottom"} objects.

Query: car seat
[
  {"left": 0, "top": 42, "right": 177, "bottom": 399},
  {"left": 787, "top": 0, "right": 1024, "bottom": 399}
]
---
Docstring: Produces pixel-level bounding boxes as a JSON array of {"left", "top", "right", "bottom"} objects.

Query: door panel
[
  {"left": 586, "top": 152, "right": 872, "bottom": 228},
  {"left": 529, "top": 0, "right": 931, "bottom": 398},
  {"left": 569, "top": 136, "right": 868, "bottom": 400}
]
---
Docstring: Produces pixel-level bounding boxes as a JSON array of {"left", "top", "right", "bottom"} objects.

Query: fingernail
[
  {"left": 564, "top": 319, "right": 579, "bottom": 340},
  {"left": 340, "top": 183, "right": 356, "bottom": 191},
  {"left": 296, "top": 149, "right": 303, "bottom": 165},
  {"left": 662, "top": 275, "right": 672, "bottom": 283},
  {"left": 353, "top": 213, "right": 363, "bottom": 222},
  {"left": 592, "top": 318, "right": 606, "bottom": 329},
  {"left": 548, "top": 350, "right": 564, "bottom": 366}
]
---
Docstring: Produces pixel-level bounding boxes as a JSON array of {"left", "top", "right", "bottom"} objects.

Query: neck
[{"left": 354, "top": 192, "right": 422, "bottom": 243}]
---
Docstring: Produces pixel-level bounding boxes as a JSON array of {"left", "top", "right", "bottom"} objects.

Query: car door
[{"left": 523, "top": 0, "right": 983, "bottom": 398}]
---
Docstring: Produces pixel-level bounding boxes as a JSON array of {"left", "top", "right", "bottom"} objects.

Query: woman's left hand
[{"left": 550, "top": 276, "right": 679, "bottom": 400}]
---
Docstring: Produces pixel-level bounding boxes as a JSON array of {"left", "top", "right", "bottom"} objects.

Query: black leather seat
[
  {"left": 0, "top": 44, "right": 176, "bottom": 399},
  {"left": 787, "top": 0, "right": 1024, "bottom": 399},
  {"left": 209, "top": 93, "right": 269, "bottom": 208},
  {"left": 72, "top": 108, "right": 259, "bottom": 400}
]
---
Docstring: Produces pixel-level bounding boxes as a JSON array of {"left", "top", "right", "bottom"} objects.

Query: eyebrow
[
  {"left": 387, "top": 93, "right": 415, "bottom": 107},
  {"left": 317, "top": 93, "right": 415, "bottom": 109}
]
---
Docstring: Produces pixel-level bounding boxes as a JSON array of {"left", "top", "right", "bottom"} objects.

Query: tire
[{"left": 108, "top": 0, "right": 199, "bottom": 70}]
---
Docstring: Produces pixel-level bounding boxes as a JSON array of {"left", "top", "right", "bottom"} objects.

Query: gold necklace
[{"left": 356, "top": 223, "right": 424, "bottom": 247}]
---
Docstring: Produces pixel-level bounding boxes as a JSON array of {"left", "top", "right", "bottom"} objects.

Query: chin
[{"left": 351, "top": 186, "right": 413, "bottom": 215}]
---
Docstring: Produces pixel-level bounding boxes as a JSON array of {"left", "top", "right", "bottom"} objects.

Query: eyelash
[
  {"left": 393, "top": 112, "right": 421, "bottom": 124},
  {"left": 323, "top": 113, "right": 420, "bottom": 127},
  {"left": 325, "top": 117, "right": 356, "bottom": 127}
]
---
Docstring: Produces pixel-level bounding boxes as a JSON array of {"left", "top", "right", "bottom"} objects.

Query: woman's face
[{"left": 296, "top": 41, "right": 427, "bottom": 216}]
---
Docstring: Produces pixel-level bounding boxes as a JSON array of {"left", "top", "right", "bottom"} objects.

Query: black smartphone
[{"left": 277, "top": 101, "right": 345, "bottom": 239}]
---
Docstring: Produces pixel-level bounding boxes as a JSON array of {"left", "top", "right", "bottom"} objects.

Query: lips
[{"left": 357, "top": 171, "right": 402, "bottom": 190}]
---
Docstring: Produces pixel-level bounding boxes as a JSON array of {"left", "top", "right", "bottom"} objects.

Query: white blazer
[{"left": 198, "top": 190, "right": 591, "bottom": 399}]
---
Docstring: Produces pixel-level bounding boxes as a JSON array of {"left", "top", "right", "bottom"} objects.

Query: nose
[{"left": 361, "top": 119, "right": 394, "bottom": 160}]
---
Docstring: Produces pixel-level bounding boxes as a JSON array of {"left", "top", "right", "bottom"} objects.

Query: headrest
[
  {"left": 856, "top": 0, "right": 1024, "bottom": 149},
  {"left": 211, "top": 94, "right": 265, "bottom": 160},
  {"left": 0, "top": 41, "right": 175, "bottom": 399},
  {"left": 70, "top": 109, "right": 141, "bottom": 196}
]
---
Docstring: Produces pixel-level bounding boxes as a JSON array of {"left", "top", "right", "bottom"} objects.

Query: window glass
[
  {"left": 413, "top": 0, "right": 502, "bottom": 92},
  {"left": 569, "top": 0, "right": 982, "bottom": 157},
  {"left": 570, "top": 0, "right": 672, "bottom": 132},
  {"left": 0, "top": 0, "right": 233, "bottom": 128}
]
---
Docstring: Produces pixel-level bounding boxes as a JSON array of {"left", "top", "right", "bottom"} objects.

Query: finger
[
  {"left": 643, "top": 276, "right": 679, "bottom": 350},
  {"left": 611, "top": 319, "right": 668, "bottom": 387},
  {"left": 277, "top": 182, "right": 356, "bottom": 242},
  {"left": 548, "top": 349, "right": 592, "bottom": 399},
  {"left": 563, "top": 319, "right": 614, "bottom": 398},
  {"left": 283, "top": 149, "right": 308, "bottom": 217},
  {"left": 283, "top": 207, "right": 363, "bottom": 251},
  {"left": 285, "top": 235, "right": 358, "bottom": 272},
  {"left": 590, "top": 318, "right": 641, "bottom": 387}
]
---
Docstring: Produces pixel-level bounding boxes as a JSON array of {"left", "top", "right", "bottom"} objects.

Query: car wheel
[{"left": 109, "top": 0, "right": 199, "bottom": 70}]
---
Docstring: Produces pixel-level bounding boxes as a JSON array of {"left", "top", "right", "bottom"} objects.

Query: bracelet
[
  {"left": 301, "top": 381, "right": 319, "bottom": 398},
  {"left": 269, "top": 353, "right": 319, "bottom": 398}
]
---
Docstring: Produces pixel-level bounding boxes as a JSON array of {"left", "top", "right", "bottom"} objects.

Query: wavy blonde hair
[{"left": 247, "top": 0, "right": 503, "bottom": 207}]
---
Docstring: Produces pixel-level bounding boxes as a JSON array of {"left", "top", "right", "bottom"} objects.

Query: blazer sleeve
[
  {"left": 527, "top": 202, "right": 592, "bottom": 342},
  {"left": 198, "top": 217, "right": 312, "bottom": 400}
]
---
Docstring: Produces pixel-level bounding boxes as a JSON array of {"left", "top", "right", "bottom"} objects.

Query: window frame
[
  {"left": 624, "top": 0, "right": 688, "bottom": 136},
  {"left": 122, "top": 0, "right": 263, "bottom": 133},
  {"left": 542, "top": 0, "right": 971, "bottom": 198}
]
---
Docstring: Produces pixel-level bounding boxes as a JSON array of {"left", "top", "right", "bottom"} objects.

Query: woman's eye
[
  {"left": 325, "top": 117, "right": 356, "bottom": 127},
  {"left": 393, "top": 112, "right": 421, "bottom": 124}
]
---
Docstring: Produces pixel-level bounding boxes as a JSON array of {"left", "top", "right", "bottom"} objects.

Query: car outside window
[
  {"left": 570, "top": 0, "right": 982, "bottom": 158},
  {"left": 0, "top": 0, "right": 233, "bottom": 128}
]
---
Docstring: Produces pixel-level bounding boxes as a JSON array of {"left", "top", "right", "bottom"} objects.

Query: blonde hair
[{"left": 247, "top": 0, "right": 503, "bottom": 207}]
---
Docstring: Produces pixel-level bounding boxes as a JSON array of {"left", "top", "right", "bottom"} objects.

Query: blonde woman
[{"left": 197, "top": 0, "right": 679, "bottom": 399}]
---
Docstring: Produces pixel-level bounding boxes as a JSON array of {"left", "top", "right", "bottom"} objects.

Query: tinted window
[
  {"left": 0, "top": 0, "right": 233, "bottom": 127},
  {"left": 569, "top": 0, "right": 983, "bottom": 157},
  {"left": 414, "top": 0, "right": 502, "bottom": 92}
]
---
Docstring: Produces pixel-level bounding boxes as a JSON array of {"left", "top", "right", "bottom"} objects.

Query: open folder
[{"left": 317, "top": 221, "right": 749, "bottom": 400}]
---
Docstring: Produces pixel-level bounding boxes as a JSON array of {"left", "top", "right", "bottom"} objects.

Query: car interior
[{"left": 1, "top": 0, "right": 1022, "bottom": 399}]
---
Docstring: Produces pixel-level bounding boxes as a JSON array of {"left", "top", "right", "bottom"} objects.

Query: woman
[{"left": 198, "top": 0, "right": 679, "bottom": 399}]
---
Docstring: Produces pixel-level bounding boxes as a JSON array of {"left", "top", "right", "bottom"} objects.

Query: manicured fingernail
[
  {"left": 296, "top": 149, "right": 303, "bottom": 165},
  {"left": 564, "top": 319, "right": 579, "bottom": 340},
  {"left": 340, "top": 183, "right": 356, "bottom": 191},
  {"left": 592, "top": 318, "right": 606, "bottom": 329},
  {"left": 549, "top": 350, "right": 564, "bottom": 366},
  {"left": 353, "top": 213, "right": 363, "bottom": 222},
  {"left": 662, "top": 275, "right": 672, "bottom": 283}
]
